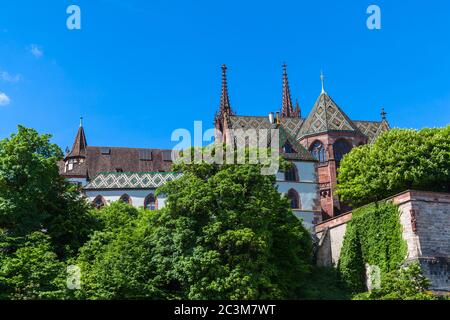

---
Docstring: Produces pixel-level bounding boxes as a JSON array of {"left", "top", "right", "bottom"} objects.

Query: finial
[
  {"left": 320, "top": 69, "right": 326, "bottom": 94},
  {"left": 381, "top": 107, "right": 387, "bottom": 120},
  {"left": 79, "top": 116, "right": 83, "bottom": 127},
  {"left": 295, "top": 99, "right": 301, "bottom": 118}
]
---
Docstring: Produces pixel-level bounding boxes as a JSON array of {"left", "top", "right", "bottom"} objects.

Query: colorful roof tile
[{"left": 84, "top": 172, "right": 182, "bottom": 190}]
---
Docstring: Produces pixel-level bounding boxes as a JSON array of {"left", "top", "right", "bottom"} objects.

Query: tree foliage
[
  {"left": 75, "top": 202, "right": 162, "bottom": 299},
  {"left": 0, "top": 231, "right": 66, "bottom": 299},
  {"left": 0, "top": 126, "right": 95, "bottom": 257},
  {"left": 156, "top": 162, "right": 313, "bottom": 299},
  {"left": 76, "top": 162, "right": 314, "bottom": 299},
  {"left": 353, "top": 263, "right": 437, "bottom": 300},
  {"left": 338, "top": 202, "right": 407, "bottom": 294},
  {"left": 0, "top": 126, "right": 96, "bottom": 300},
  {"left": 337, "top": 126, "right": 450, "bottom": 207}
]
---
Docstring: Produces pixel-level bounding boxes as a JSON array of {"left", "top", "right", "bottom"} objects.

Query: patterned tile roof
[
  {"left": 229, "top": 116, "right": 272, "bottom": 130},
  {"left": 278, "top": 126, "right": 315, "bottom": 161},
  {"left": 280, "top": 117, "right": 304, "bottom": 137},
  {"left": 354, "top": 120, "right": 390, "bottom": 143},
  {"left": 298, "top": 93, "right": 361, "bottom": 137},
  {"left": 229, "top": 116, "right": 304, "bottom": 139},
  {"left": 228, "top": 115, "right": 315, "bottom": 161},
  {"left": 84, "top": 172, "right": 182, "bottom": 190}
]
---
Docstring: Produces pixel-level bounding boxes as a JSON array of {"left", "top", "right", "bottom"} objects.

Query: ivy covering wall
[{"left": 338, "top": 202, "right": 407, "bottom": 293}]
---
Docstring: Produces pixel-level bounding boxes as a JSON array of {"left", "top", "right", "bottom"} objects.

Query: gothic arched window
[
  {"left": 284, "top": 163, "right": 298, "bottom": 182},
  {"left": 119, "top": 194, "right": 132, "bottom": 205},
  {"left": 144, "top": 194, "right": 157, "bottom": 210},
  {"left": 93, "top": 195, "right": 106, "bottom": 209},
  {"left": 287, "top": 189, "right": 300, "bottom": 209},
  {"left": 310, "top": 140, "right": 327, "bottom": 163},
  {"left": 333, "top": 139, "right": 352, "bottom": 164}
]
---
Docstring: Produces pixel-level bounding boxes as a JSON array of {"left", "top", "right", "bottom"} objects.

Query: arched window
[
  {"left": 93, "top": 195, "right": 106, "bottom": 209},
  {"left": 333, "top": 139, "right": 352, "bottom": 164},
  {"left": 119, "top": 194, "right": 132, "bottom": 205},
  {"left": 144, "top": 194, "right": 157, "bottom": 210},
  {"left": 284, "top": 163, "right": 298, "bottom": 182},
  {"left": 310, "top": 140, "right": 327, "bottom": 163},
  {"left": 287, "top": 189, "right": 300, "bottom": 209}
]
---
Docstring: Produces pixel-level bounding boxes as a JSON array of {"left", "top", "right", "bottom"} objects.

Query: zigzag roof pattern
[
  {"left": 228, "top": 115, "right": 314, "bottom": 161},
  {"left": 227, "top": 91, "right": 389, "bottom": 147},
  {"left": 354, "top": 120, "right": 390, "bottom": 143},
  {"left": 84, "top": 172, "right": 182, "bottom": 190},
  {"left": 298, "top": 93, "right": 362, "bottom": 138}
]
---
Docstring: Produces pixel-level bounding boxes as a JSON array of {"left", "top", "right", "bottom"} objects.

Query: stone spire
[
  {"left": 69, "top": 117, "right": 87, "bottom": 157},
  {"left": 281, "top": 63, "right": 295, "bottom": 117},
  {"left": 215, "top": 64, "right": 235, "bottom": 137},
  {"left": 219, "top": 64, "right": 233, "bottom": 116},
  {"left": 294, "top": 99, "right": 301, "bottom": 118}
]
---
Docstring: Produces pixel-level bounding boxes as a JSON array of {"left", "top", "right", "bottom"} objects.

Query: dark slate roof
[
  {"left": 298, "top": 93, "right": 362, "bottom": 137},
  {"left": 84, "top": 172, "right": 182, "bottom": 190},
  {"left": 58, "top": 160, "right": 88, "bottom": 177},
  {"left": 68, "top": 126, "right": 87, "bottom": 158},
  {"left": 60, "top": 146, "right": 173, "bottom": 179}
]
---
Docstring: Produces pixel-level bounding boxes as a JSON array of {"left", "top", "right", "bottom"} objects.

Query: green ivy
[{"left": 338, "top": 202, "right": 407, "bottom": 294}]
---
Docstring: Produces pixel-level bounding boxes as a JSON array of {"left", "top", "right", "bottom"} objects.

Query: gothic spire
[
  {"left": 281, "top": 63, "right": 294, "bottom": 117},
  {"left": 219, "top": 64, "right": 233, "bottom": 115},
  {"left": 295, "top": 99, "right": 301, "bottom": 118},
  {"left": 69, "top": 117, "right": 87, "bottom": 157}
]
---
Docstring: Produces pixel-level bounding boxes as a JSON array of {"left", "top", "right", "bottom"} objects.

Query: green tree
[
  {"left": 0, "top": 231, "right": 66, "bottom": 300},
  {"left": 0, "top": 126, "right": 94, "bottom": 257},
  {"left": 75, "top": 202, "right": 162, "bottom": 299},
  {"left": 76, "top": 162, "right": 314, "bottom": 300},
  {"left": 353, "top": 263, "right": 437, "bottom": 300},
  {"left": 337, "top": 126, "right": 450, "bottom": 207},
  {"left": 152, "top": 162, "right": 313, "bottom": 299}
]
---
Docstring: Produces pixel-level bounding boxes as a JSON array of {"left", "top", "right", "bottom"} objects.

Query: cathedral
[
  {"left": 214, "top": 64, "right": 389, "bottom": 219},
  {"left": 60, "top": 64, "right": 389, "bottom": 224}
]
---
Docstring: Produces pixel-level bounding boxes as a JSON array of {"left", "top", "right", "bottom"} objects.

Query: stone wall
[
  {"left": 315, "top": 212, "right": 352, "bottom": 266},
  {"left": 393, "top": 191, "right": 450, "bottom": 292},
  {"left": 315, "top": 190, "right": 450, "bottom": 292}
]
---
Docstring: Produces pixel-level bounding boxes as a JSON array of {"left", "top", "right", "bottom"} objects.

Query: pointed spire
[
  {"left": 320, "top": 69, "right": 326, "bottom": 94},
  {"left": 381, "top": 107, "right": 387, "bottom": 120},
  {"left": 69, "top": 118, "right": 87, "bottom": 157},
  {"left": 219, "top": 64, "right": 233, "bottom": 115},
  {"left": 295, "top": 99, "right": 301, "bottom": 118},
  {"left": 281, "top": 63, "right": 294, "bottom": 117}
]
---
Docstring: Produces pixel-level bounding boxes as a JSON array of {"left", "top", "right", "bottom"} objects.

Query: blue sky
[{"left": 0, "top": 0, "right": 449, "bottom": 150}]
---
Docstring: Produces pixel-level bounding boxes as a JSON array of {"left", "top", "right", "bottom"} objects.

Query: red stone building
[{"left": 215, "top": 64, "right": 390, "bottom": 220}]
